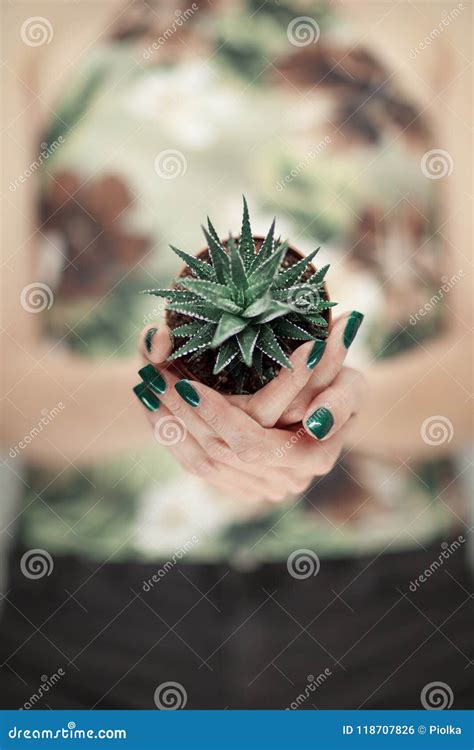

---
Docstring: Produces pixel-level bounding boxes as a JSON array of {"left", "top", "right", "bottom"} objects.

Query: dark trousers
[{"left": 0, "top": 542, "right": 472, "bottom": 709}]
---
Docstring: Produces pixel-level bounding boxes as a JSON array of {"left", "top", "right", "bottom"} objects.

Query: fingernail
[
  {"left": 307, "top": 339, "right": 326, "bottom": 369},
  {"left": 133, "top": 382, "right": 160, "bottom": 412},
  {"left": 175, "top": 379, "right": 200, "bottom": 407},
  {"left": 343, "top": 311, "right": 364, "bottom": 349},
  {"left": 138, "top": 363, "right": 166, "bottom": 394},
  {"left": 144, "top": 327, "right": 158, "bottom": 353},
  {"left": 305, "top": 407, "right": 334, "bottom": 439}
]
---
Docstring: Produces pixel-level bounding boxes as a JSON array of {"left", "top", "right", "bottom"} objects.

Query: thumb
[{"left": 138, "top": 324, "right": 173, "bottom": 364}]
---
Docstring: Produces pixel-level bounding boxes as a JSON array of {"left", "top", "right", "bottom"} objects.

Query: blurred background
[{"left": 1, "top": 0, "right": 472, "bottom": 710}]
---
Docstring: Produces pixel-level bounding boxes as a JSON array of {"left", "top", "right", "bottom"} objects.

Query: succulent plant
[{"left": 143, "top": 197, "right": 335, "bottom": 393}]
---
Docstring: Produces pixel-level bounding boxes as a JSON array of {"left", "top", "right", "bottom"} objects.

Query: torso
[{"left": 16, "top": 0, "right": 465, "bottom": 563}]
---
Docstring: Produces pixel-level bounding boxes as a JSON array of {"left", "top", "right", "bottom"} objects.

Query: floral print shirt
[{"left": 20, "top": 0, "right": 465, "bottom": 563}]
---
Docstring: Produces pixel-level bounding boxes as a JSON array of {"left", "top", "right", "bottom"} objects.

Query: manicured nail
[
  {"left": 307, "top": 339, "right": 326, "bottom": 369},
  {"left": 133, "top": 382, "right": 160, "bottom": 412},
  {"left": 175, "top": 379, "right": 200, "bottom": 407},
  {"left": 144, "top": 327, "right": 158, "bottom": 353},
  {"left": 138, "top": 363, "right": 166, "bottom": 394},
  {"left": 305, "top": 407, "right": 334, "bottom": 439},
  {"left": 343, "top": 311, "right": 364, "bottom": 349}
]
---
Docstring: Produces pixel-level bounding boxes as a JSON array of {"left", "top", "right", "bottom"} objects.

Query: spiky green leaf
[
  {"left": 253, "top": 301, "right": 294, "bottom": 324},
  {"left": 229, "top": 236, "right": 249, "bottom": 292},
  {"left": 202, "top": 226, "right": 230, "bottom": 284},
  {"left": 213, "top": 338, "right": 239, "bottom": 374},
  {"left": 257, "top": 324, "right": 292, "bottom": 369},
  {"left": 170, "top": 246, "right": 215, "bottom": 280},
  {"left": 212, "top": 313, "right": 248, "bottom": 347},
  {"left": 308, "top": 263, "right": 330, "bottom": 285},
  {"left": 272, "top": 248, "right": 320, "bottom": 289},
  {"left": 170, "top": 321, "right": 203, "bottom": 337},
  {"left": 250, "top": 218, "right": 275, "bottom": 271},
  {"left": 248, "top": 242, "right": 287, "bottom": 290},
  {"left": 142, "top": 288, "right": 197, "bottom": 303},
  {"left": 239, "top": 196, "right": 256, "bottom": 268},
  {"left": 272, "top": 319, "right": 315, "bottom": 340},
  {"left": 242, "top": 293, "right": 272, "bottom": 318},
  {"left": 236, "top": 325, "right": 260, "bottom": 367},
  {"left": 252, "top": 349, "right": 263, "bottom": 382},
  {"left": 168, "top": 323, "right": 216, "bottom": 360},
  {"left": 179, "top": 278, "right": 241, "bottom": 313},
  {"left": 294, "top": 312, "right": 328, "bottom": 327},
  {"left": 253, "top": 347, "right": 264, "bottom": 379},
  {"left": 166, "top": 302, "right": 221, "bottom": 322}
]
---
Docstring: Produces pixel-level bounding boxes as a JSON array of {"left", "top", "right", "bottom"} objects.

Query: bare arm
[
  {"left": 1, "top": 2, "right": 149, "bottom": 469},
  {"left": 347, "top": 21, "right": 473, "bottom": 460}
]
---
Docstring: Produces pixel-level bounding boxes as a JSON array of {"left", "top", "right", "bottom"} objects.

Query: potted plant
[{"left": 143, "top": 197, "right": 335, "bottom": 394}]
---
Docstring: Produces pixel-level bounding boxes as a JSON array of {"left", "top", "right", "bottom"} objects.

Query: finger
[
  {"left": 302, "top": 367, "right": 365, "bottom": 441},
  {"left": 280, "top": 310, "right": 364, "bottom": 425},
  {"left": 132, "top": 392, "right": 294, "bottom": 502},
  {"left": 272, "top": 424, "right": 347, "bottom": 476},
  {"left": 132, "top": 378, "right": 289, "bottom": 493},
  {"left": 138, "top": 324, "right": 173, "bottom": 364},
  {"left": 172, "top": 377, "right": 340, "bottom": 476},
  {"left": 173, "top": 377, "right": 270, "bottom": 464},
  {"left": 136, "top": 363, "right": 234, "bottom": 459},
  {"left": 233, "top": 338, "right": 318, "bottom": 428},
  {"left": 137, "top": 367, "right": 278, "bottom": 477},
  {"left": 132, "top": 388, "right": 221, "bottom": 477}
]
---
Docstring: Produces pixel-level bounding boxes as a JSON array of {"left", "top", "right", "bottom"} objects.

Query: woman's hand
[
  {"left": 229, "top": 311, "right": 365, "bottom": 428},
  {"left": 133, "top": 313, "right": 365, "bottom": 502}
]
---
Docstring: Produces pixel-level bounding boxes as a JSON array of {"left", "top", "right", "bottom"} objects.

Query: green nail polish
[
  {"left": 138, "top": 364, "right": 166, "bottom": 394},
  {"left": 307, "top": 339, "right": 326, "bottom": 369},
  {"left": 175, "top": 379, "right": 200, "bottom": 407},
  {"left": 133, "top": 382, "right": 160, "bottom": 412},
  {"left": 144, "top": 327, "right": 158, "bottom": 354},
  {"left": 343, "top": 311, "right": 364, "bottom": 349},
  {"left": 305, "top": 407, "right": 334, "bottom": 439}
]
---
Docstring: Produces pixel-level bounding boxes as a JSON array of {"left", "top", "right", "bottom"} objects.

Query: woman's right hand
[{"left": 133, "top": 321, "right": 364, "bottom": 504}]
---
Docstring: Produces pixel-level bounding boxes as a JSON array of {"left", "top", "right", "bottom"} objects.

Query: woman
[{"left": 1, "top": 0, "right": 472, "bottom": 708}]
